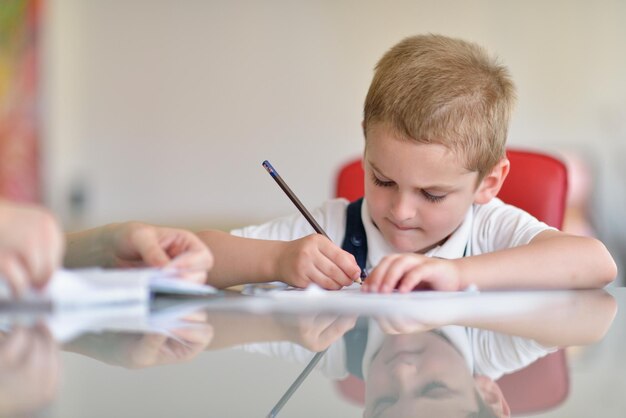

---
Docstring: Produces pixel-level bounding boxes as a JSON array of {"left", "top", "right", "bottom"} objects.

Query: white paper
[{"left": 1, "top": 268, "right": 218, "bottom": 310}]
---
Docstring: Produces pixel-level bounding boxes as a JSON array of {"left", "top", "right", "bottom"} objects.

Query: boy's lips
[{"left": 388, "top": 220, "right": 418, "bottom": 231}]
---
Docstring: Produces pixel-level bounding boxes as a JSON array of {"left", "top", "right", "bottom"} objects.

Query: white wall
[{"left": 43, "top": 0, "right": 626, "bottom": 270}]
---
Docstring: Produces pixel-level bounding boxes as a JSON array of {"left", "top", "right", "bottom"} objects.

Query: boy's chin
[{"left": 386, "top": 236, "right": 431, "bottom": 254}]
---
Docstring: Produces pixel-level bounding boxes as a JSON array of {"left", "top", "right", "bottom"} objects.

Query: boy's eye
[
  {"left": 421, "top": 190, "right": 446, "bottom": 203},
  {"left": 372, "top": 396, "right": 396, "bottom": 417},
  {"left": 421, "top": 381, "right": 450, "bottom": 398},
  {"left": 371, "top": 173, "right": 395, "bottom": 188}
]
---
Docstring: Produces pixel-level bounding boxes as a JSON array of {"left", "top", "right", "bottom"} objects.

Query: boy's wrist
[
  {"left": 452, "top": 258, "right": 470, "bottom": 290},
  {"left": 263, "top": 240, "right": 287, "bottom": 283}
]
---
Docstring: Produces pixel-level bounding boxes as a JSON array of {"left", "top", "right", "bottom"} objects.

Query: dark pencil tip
[{"left": 262, "top": 160, "right": 277, "bottom": 176}]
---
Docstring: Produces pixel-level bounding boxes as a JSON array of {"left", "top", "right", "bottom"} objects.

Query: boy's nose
[
  {"left": 389, "top": 193, "right": 417, "bottom": 222},
  {"left": 390, "top": 361, "right": 421, "bottom": 393}
]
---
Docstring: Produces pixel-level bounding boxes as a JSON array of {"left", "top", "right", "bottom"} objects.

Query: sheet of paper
[
  {"left": 1, "top": 268, "right": 218, "bottom": 310},
  {"left": 228, "top": 283, "right": 578, "bottom": 325}
]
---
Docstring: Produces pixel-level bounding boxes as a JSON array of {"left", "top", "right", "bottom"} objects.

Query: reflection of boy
[
  {"left": 200, "top": 34, "right": 616, "bottom": 291},
  {"left": 360, "top": 325, "right": 548, "bottom": 418},
  {"left": 239, "top": 321, "right": 551, "bottom": 418}
]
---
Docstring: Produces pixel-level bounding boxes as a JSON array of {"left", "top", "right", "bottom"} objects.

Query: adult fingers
[
  {"left": 0, "top": 327, "right": 30, "bottom": 367},
  {"left": 166, "top": 247, "right": 214, "bottom": 279},
  {"left": 131, "top": 229, "right": 171, "bottom": 268},
  {"left": 0, "top": 255, "right": 30, "bottom": 298}
]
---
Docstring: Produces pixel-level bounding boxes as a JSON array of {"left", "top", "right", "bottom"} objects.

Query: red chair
[{"left": 334, "top": 149, "right": 570, "bottom": 415}]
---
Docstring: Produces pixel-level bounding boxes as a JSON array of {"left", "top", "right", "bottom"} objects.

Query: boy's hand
[
  {"left": 275, "top": 234, "right": 361, "bottom": 290},
  {"left": 278, "top": 313, "right": 357, "bottom": 352},
  {"left": 362, "top": 254, "right": 462, "bottom": 293}
]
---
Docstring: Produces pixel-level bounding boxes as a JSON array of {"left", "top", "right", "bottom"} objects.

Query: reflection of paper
[{"left": 224, "top": 285, "right": 580, "bottom": 325}]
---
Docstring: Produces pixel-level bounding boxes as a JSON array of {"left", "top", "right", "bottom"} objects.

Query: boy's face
[
  {"left": 363, "top": 332, "right": 481, "bottom": 418},
  {"left": 364, "top": 123, "right": 484, "bottom": 254}
]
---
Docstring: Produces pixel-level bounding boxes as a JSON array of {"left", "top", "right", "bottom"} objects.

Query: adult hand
[
  {"left": 66, "top": 222, "right": 213, "bottom": 283},
  {"left": 0, "top": 200, "right": 65, "bottom": 296},
  {"left": 66, "top": 311, "right": 213, "bottom": 369}
]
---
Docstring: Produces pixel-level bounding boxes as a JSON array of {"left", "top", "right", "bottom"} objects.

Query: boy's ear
[
  {"left": 474, "top": 375, "right": 511, "bottom": 418},
  {"left": 473, "top": 158, "right": 510, "bottom": 205}
]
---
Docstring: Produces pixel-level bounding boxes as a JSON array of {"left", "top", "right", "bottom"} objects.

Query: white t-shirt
[
  {"left": 234, "top": 198, "right": 556, "bottom": 379},
  {"left": 239, "top": 322, "right": 555, "bottom": 381},
  {"left": 361, "top": 322, "right": 555, "bottom": 381},
  {"left": 231, "top": 197, "right": 554, "bottom": 267}
]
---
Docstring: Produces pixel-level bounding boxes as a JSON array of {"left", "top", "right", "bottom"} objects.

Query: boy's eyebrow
[
  {"left": 368, "top": 160, "right": 391, "bottom": 179},
  {"left": 368, "top": 160, "right": 458, "bottom": 192}
]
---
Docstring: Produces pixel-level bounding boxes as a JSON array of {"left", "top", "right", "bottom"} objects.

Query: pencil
[
  {"left": 266, "top": 349, "right": 327, "bottom": 418},
  {"left": 262, "top": 160, "right": 364, "bottom": 284}
]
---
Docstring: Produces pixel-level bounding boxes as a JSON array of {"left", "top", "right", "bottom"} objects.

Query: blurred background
[{"left": 2, "top": 0, "right": 625, "bottom": 282}]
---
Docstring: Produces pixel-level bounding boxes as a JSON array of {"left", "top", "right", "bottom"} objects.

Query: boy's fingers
[
  {"left": 314, "top": 255, "right": 353, "bottom": 287},
  {"left": 322, "top": 316, "right": 357, "bottom": 339},
  {"left": 384, "top": 257, "right": 421, "bottom": 292},
  {"left": 363, "top": 258, "right": 393, "bottom": 292},
  {"left": 307, "top": 268, "right": 343, "bottom": 290},
  {"left": 319, "top": 244, "right": 361, "bottom": 284}
]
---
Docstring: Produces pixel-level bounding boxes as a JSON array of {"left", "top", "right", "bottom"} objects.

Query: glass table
[{"left": 0, "top": 286, "right": 621, "bottom": 418}]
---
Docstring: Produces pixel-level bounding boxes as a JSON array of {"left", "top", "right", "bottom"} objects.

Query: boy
[{"left": 199, "top": 34, "right": 616, "bottom": 292}]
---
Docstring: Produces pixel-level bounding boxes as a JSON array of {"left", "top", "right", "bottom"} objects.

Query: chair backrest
[
  {"left": 333, "top": 149, "right": 570, "bottom": 415},
  {"left": 335, "top": 149, "right": 568, "bottom": 228}
]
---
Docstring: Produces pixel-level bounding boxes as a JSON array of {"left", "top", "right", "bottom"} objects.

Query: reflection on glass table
[
  {"left": 0, "top": 323, "right": 60, "bottom": 417},
  {"left": 0, "top": 289, "right": 619, "bottom": 418},
  {"left": 237, "top": 289, "right": 616, "bottom": 418}
]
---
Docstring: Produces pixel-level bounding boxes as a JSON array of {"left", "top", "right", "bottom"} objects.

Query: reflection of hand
[
  {"left": 67, "top": 312, "right": 214, "bottom": 368},
  {"left": 124, "top": 321, "right": 213, "bottom": 369},
  {"left": 362, "top": 254, "right": 461, "bottom": 293},
  {"left": 375, "top": 315, "right": 435, "bottom": 335},
  {"left": 0, "top": 200, "right": 65, "bottom": 296},
  {"left": 276, "top": 234, "right": 360, "bottom": 290},
  {"left": 279, "top": 314, "right": 357, "bottom": 352},
  {"left": 0, "top": 324, "right": 60, "bottom": 415}
]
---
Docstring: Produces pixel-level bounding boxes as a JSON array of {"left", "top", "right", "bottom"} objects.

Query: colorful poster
[{"left": 0, "top": 0, "right": 40, "bottom": 202}]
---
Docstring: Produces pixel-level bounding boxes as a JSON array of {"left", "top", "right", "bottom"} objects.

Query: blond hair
[{"left": 364, "top": 34, "right": 516, "bottom": 176}]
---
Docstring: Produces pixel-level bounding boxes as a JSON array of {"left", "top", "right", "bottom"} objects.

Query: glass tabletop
[{"left": 0, "top": 287, "right": 621, "bottom": 418}]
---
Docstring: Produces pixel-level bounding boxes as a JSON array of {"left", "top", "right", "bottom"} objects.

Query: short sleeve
[
  {"left": 230, "top": 198, "right": 349, "bottom": 245},
  {"left": 467, "top": 328, "right": 557, "bottom": 380},
  {"left": 471, "top": 198, "right": 556, "bottom": 254}
]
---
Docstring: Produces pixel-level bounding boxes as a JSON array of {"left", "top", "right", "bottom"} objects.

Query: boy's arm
[
  {"left": 456, "top": 230, "right": 617, "bottom": 290},
  {"left": 454, "top": 289, "right": 617, "bottom": 346},
  {"left": 364, "top": 230, "right": 616, "bottom": 293},
  {"left": 197, "top": 230, "right": 284, "bottom": 288},
  {"left": 197, "top": 229, "right": 360, "bottom": 289}
]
